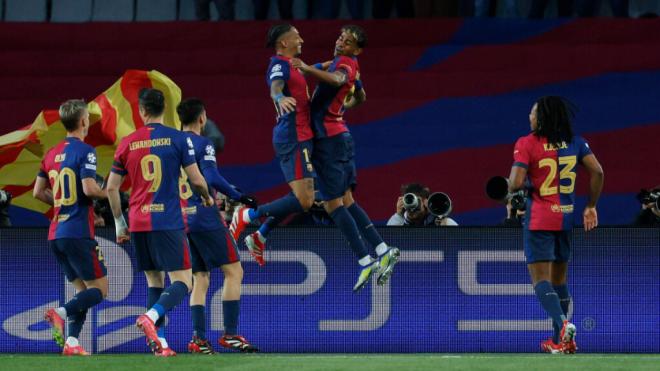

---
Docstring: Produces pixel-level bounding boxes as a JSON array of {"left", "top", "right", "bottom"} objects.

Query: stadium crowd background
[{"left": 0, "top": 0, "right": 659, "bottom": 228}]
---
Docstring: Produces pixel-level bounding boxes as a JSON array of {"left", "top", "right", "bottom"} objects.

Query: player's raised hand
[
  {"left": 583, "top": 206, "right": 598, "bottom": 231},
  {"left": 278, "top": 96, "right": 297, "bottom": 114},
  {"left": 291, "top": 58, "right": 308, "bottom": 71}
]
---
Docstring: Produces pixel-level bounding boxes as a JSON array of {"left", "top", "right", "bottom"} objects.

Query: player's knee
[
  {"left": 193, "top": 272, "right": 210, "bottom": 290},
  {"left": 299, "top": 196, "right": 314, "bottom": 212},
  {"left": 224, "top": 263, "right": 244, "bottom": 283}
]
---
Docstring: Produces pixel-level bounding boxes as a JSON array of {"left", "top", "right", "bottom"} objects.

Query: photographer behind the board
[
  {"left": 0, "top": 189, "right": 12, "bottom": 227},
  {"left": 387, "top": 183, "right": 457, "bottom": 226},
  {"left": 633, "top": 187, "right": 660, "bottom": 227}
]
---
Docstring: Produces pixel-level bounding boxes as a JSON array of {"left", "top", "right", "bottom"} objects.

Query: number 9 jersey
[
  {"left": 112, "top": 123, "right": 197, "bottom": 232},
  {"left": 513, "top": 133, "right": 593, "bottom": 231},
  {"left": 38, "top": 137, "right": 98, "bottom": 240}
]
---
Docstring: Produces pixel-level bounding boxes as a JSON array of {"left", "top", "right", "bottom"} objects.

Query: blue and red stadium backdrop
[
  {"left": 1, "top": 227, "right": 658, "bottom": 353},
  {"left": 2, "top": 19, "right": 659, "bottom": 226}
]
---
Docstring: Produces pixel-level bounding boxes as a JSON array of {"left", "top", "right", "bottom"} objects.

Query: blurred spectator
[
  {"left": 373, "top": 0, "right": 415, "bottom": 18},
  {"left": 254, "top": 0, "right": 294, "bottom": 20},
  {"left": 201, "top": 118, "right": 226, "bottom": 153},
  {"left": 308, "top": 0, "right": 365, "bottom": 19},
  {"left": 414, "top": 0, "right": 460, "bottom": 17},
  {"left": 387, "top": 183, "right": 458, "bottom": 226},
  {"left": 474, "top": 0, "right": 519, "bottom": 17},
  {"left": 576, "top": 0, "right": 628, "bottom": 17},
  {"left": 196, "top": 0, "right": 235, "bottom": 20},
  {"left": 529, "top": 0, "right": 574, "bottom": 18}
]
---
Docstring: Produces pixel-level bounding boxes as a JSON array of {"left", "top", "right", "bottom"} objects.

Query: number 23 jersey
[{"left": 513, "top": 133, "right": 593, "bottom": 231}]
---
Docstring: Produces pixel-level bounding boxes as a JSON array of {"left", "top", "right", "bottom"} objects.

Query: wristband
[
  {"left": 114, "top": 215, "right": 128, "bottom": 232},
  {"left": 313, "top": 63, "right": 323, "bottom": 70},
  {"left": 274, "top": 93, "right": 284, "bottom": 102}
]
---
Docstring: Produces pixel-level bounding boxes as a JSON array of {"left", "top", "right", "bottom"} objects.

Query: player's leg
[
  {"left": 344, "top": 190, "right": 400, "bottom": 285},
  {"left": 552, "top": 231, "right": 576, "bottom": 353},
  {"left": 230, "top": 141, "right": 315, "bottom": 240},
  {"left": 186, "top": 232, "right": 216, "bottom": 354},
  {"left": 218, "top": 262, "right": 258, "bottom": 352},
  {"left": 244, "top": 216, "right": 280, "bottom": 266},
  {"left": 525, "top": 230, "right": 568, "bottom": 353}
]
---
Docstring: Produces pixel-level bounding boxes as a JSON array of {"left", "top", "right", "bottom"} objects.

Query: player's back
[
  {"left": 311, "top": 55, "right": 359, "bottom": 139},
  {"left": 113, "top": 123, "right": 195, "bottom": 232},
  {"left": 514, "top": 133, "right": 592, "bottom": 230},
  {"left": 266, "top": 55, "right": 312, "bottom": 143},
  {"left": 180, "top": 132, "right": 223, "bottom": 233},
  {"left": 41, "top": 137, "right": 97, "bottom": 240}
]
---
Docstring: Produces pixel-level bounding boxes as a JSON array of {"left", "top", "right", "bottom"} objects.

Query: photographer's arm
[
  {"left": 82, "top": 178, "right": 106, "bottom": 200},
  {"left": 33, "top": 176, "right": 53, "bottom": 205}
]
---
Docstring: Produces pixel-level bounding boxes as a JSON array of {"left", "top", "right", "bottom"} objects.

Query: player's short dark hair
[
  {"left": 534, "top": 96, "right": 576, "bottom": 147},
  {"left": 177, "top": 98, "right": 205, "bottom": 126},
  {"left": 342, "top": 25, "right": 367, "bottom": 48},
  {"left": 138, "top": 88, "right": 165, "bottom": 117},
  {"left": 401, "top": 183, "right": 430, "bottom": 198},
  {"left": 59, "top": 99, "right": 87, "bottom": 132},
  {"left": 266, "top": 23, "right": 293, "bottom": 48}
]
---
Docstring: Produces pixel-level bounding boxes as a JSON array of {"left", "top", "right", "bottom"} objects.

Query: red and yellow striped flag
[{"left": 0, "top": 70, "right": 182, "bottom": 216}]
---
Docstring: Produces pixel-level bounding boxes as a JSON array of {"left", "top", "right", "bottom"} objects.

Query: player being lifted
[
  {"left": 34, "top": 99, "right": 108, "bottom": 356},
  {"left": 177, "top": 98, "right": 259, "bottom": 354},
  {"left": 509, "top": 96, "right": 604, "bottom": 354},
  {"left": 230, "top": 24, "right": 315, "bottom": 265},
  {"left": 291, "top": 25, "right": 400, "bottom": 291},
  {"left": 107, "top": 88, "right": 213, "bottom": 356}
]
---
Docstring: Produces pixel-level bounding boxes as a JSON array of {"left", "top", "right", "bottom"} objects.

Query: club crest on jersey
[{"left": 87, "top": 152, "right": 97, "bottom": 164}]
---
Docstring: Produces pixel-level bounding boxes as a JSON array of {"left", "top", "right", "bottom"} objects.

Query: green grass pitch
[{"left": 0, "top": 354, "right": 659, "bottom": 371}]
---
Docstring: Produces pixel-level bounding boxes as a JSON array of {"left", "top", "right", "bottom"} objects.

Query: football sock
[
  {"left": 553, "top": 284, "right": 571, "bottom": 343},
  {"left": 147, "top": 287, "right": 165, "bottom": 329},
  {"left": 68, "top": 309, "right": 87, "bottom": 339},
  {"left": 64, "top": 288, "right": 103, "bottom": 315},
  {"left": 253, "top": 192, "right": 303, "bottom": 219},
  {"left": 358, "top": 255, "right": 374, "bottom": 267},
  {"left": 223, "top": 300, "right": 240, "bottom": 336},
  {"left": 347, "top": 203, "right": 385, "bottom": 249},
  {"left": 148, "top": 281, "right": 188, "bottom": 322},
  {"left": 534, "top": 281, "right": 566, "bottom": 339},
  {"left": 329, "top": 206, "right": 370, "bottom": 260},
  {"left": 159, "top": 337, "right": 169, "bottom": 349},
  {"left": 191, "top": 305, "right": 206, "bottom": 340},
  {"left": 257, "top": 216, "right": 280, "bottom": 238}
]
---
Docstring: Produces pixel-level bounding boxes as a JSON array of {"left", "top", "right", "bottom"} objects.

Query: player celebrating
[
  {"left": 230, "top": 24, "right": 315, "bottom": 266},
  {"left": 508, "top": 96, "right": 604, "bottom": 354},
  {"left": 106, "top": 88, "right": 213, "bottom": 356},
  {"left": 34, "top": 99, "right": 108, "bottom": 356},
  {"left": 177, "top": 98, "right": 259, "bottom": 354},
  {"left": 291, "top": 25, "right": 400, "bottom": 291}
]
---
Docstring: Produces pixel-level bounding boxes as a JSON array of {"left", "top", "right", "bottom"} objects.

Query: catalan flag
[{"left": 0, "top": 70, "right": 182, "bottom": 217}]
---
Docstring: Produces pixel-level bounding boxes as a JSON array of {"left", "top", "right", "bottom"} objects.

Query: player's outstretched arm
[
  {"left": 82, "top": 178, "right": 106, "bottom": 199},
  {"left": 184, "top": 163, "right": 213, "bottom": 207},
  {"left": 291, "top": 58, "right": 347, "bottom": 87},
  {"left": 581, "top": 154, "right": 604, "bottom": 231},
  {"left": 33, "top": 176, "right": 53, "bottom": 205},
  {"left": 106, "top": 172, "right": 129, "bottom": 243}
]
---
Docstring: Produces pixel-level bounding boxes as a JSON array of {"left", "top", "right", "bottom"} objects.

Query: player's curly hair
[
  {"left": 341, "top": 25, "right": 367, "bottom": 48},
  {"left": 266, "top": 23, "right": 293, "bottom": 48},
  {"left": 177, "top": 98, "right": 205, "bottom": 126},
  {"left": 534, "top": 96, "right": 576, "bottom": 147}
]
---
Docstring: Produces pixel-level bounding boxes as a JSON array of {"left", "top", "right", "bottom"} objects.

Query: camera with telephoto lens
[
  {"left": 428, "top": 192, "right": 452, "bottom": 218},
  {"left": 403, "top": 192, "right": 422, "bottom": 212},
  {"left": 486, "top": 176, "right": 527, "bottom": 211},
  {"left": 0, "top": 189, "right": 12, "bottom": 206},
  {"left": 637, "top": 189, "right": 660, "bottom": 210}
]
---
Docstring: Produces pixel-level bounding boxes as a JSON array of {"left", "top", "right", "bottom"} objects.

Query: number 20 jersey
[
  {"left": 38, "top": 137, "right": 98, "bottom": 240},
  {"left": 112, "top": 123, "right": 196, "bottom": 232},
  {"left": 513, "top": 133, "right": 593, "bottom": 231}
]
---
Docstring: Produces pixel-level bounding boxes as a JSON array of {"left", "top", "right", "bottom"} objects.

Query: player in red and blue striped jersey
[
  {"left": 230, "top": 24, "right": 316, "bottom": 266},
  {"left": 508, "top": 96, "right": 604, "bottom": 354},
  {"left": 177, "top": 98, "right": 259, "bottom": 354},
  {"left": 106, "top": 89, "right": 213, "bottom": 356},
  {"left": 291, "top": 25, "right": 400, "bottom": 292},
  {"left": 33, "top": 99, "right": 108, "bottom": 356}
]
